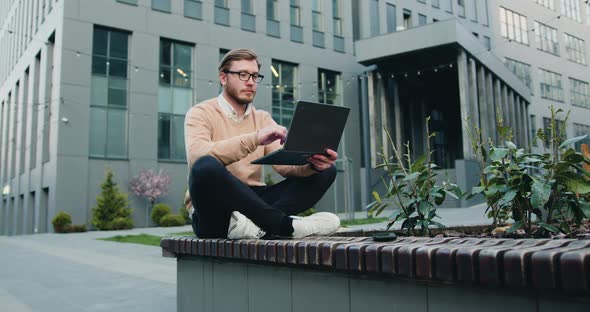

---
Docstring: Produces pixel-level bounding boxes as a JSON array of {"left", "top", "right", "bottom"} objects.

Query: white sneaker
[
  {"left": 227, "top": 211, "right": 266, "bottom": 239},
  {"left": 291, "top": 212, "right": 340, "bottom": 238}
]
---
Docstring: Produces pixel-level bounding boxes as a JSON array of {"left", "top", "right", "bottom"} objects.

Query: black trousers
[{"left": 189, "top": 156, "right": 336, "bottom": 238}]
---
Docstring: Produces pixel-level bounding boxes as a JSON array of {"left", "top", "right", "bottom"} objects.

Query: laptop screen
[{"left": 283, "top": 101, "right": 350, "bottom": 153}]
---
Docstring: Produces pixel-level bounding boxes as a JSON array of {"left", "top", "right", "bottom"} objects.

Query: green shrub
[
  {"left": 159, "top": 214, "right": 186, "bottom": 227},
  {"left": 151, "top": 203, "right": 172, "bottom": 225},
  {"left": 111, "top": 217, "right": 134, "bottom": 230},
  {"left": 52, "top": 211, "right": 72, "bottom": 233},
  {"left": 64, "top": 224, "right": 87, "bottom": 233},
  {"left": 92, "top": 169, "right": 134, "bottom": 230}
]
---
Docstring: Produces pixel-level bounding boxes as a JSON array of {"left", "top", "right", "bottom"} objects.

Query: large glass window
[
  {"left": 271, "top": 60, "right": 298, "bottom": 127},
  {"left": 90, "top": 27, "right": 129, "bottom": 159},
  {"left": 386, "top": 3, "right": 396, "bottom": 33},
  {"left": 418, "top": 14, "right": 427, "bottom": 26},
  {"left": 534, "top": 21, "right": 559, "bottom": 55},
  {"left": 561, "top": 0, "right": 582, "bottom": 22},
  {"left": 266, "top": 0, "right": 278, "bottom": 20},
  {"left": 184, "top": 0, "right": 202, "bottom": 19},
  {"left": 564, "top": 33, "right": 586, "bottom": 65},
  {"left": 457, "top": 0, "right": 465, "bottom": 17},
  {"left": 530, "top": 115, "right": 538, "bottom": 146},
  {"left": 504, "top": 57, "right": 533, "bottom": 93},
  {"left": 158, "top": 39, "right": 193, "bottom": 161},
  {"left": 318, "top": 69, "right": 341, "bottom": 105},
  {"left": 499, "top": 7, "right": 528, "bottom": 45},
  {"left": 539, "top": 68, "right": 563, "bottom": 102},
  {"left": 432, "top": 0, "right": 440, "bottom": 8},
  {"left": 403, "top": 9, "right": 412, "bottom": 30},
  {"left": 543, "top": 117, "right": 565, "bottom": 148},
  {"left": 570, "top": 78, "right": 590, "bottom": 108}
]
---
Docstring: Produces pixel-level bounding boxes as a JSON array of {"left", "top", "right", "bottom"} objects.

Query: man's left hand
[{"left": 307, "top": 149, "right": 338, "bottom": 171}]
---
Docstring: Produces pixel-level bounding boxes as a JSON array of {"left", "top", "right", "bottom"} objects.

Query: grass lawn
[{"left": 99, "top": 217, "right": 388, "bottom": 247}]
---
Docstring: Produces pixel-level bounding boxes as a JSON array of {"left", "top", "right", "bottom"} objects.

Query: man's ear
[{"left": 219, "top": 72, "right": 226, "bottom": 86}]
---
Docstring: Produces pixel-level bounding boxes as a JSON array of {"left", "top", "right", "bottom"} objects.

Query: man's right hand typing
[{"left": 256, "top": 124, "right": 287, "bottom": 146}]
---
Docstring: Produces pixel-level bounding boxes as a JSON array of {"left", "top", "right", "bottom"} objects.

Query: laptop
[{"left": 251, "top": 101, "right": 350, "bottom": 165}]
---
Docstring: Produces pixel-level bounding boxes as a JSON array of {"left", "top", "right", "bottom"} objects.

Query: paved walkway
[{"left": 0, "top": 204, "right": 490, "bottom": 312}]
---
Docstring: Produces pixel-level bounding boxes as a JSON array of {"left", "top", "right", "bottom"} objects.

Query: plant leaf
[
  {"left": 372, "top": 191, "right": 382, "bottom": 204},
  {"left": 580, "top": 201, "right": 590, "bottom": 219},
  {"left": 490, "top": 148, "right": 509, "bottom": 161},
  {"left": 403, "top": 172, "right": 420, "bottom": 181},
  {"left": 418, "top": 201, "right": 430, "bottom": 216},
  {"left": 471, "top": 186, "right": 485, "bottom": 194},
  {"left": 506, "top": 141, "right": 517, "bottom": 150},
  {"left": 506, "top": 220, "right": 524, "bottom": 234},
  {"left": 538, "top": 222, "right": 560, "bottom": 234},
  {"left": 558, "top": 135, "right": 588, "bottom": 149},
  {"left": 531, "top": 180, "right": 551, "bottom": 209},
  {"left": 557, "top": 172, "right": 590, "bottom": 194},
  {"left": 498, "top": 190, "right": 517, "bottom": 206}
]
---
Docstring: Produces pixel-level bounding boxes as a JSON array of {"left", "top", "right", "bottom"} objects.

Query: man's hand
[
  {"left": 257, "top": 125, "right": 287, "bottom": 146},
  {"left": 307, "top": 149, "right": 338, "bottom": 171}
]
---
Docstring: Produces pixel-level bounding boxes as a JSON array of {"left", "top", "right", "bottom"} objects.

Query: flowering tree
[{"left": 129, "top": 169, "right": 171, "bottom": 225}]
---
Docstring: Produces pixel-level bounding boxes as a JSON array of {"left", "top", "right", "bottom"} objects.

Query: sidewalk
[{"left": 0, "top": 204, "right": 489, "bottom": 312}]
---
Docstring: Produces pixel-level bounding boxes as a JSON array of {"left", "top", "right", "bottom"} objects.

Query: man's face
[{"left": 220, "top": 59, "right": 259, "bottom": 105}]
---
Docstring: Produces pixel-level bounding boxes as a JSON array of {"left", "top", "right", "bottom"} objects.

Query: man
[{"left": 184, "top": 48, "right": 340, "bottom": 239}]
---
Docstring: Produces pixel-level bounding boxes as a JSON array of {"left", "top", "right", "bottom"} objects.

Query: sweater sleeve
[
  {"left": 259, "top": 112, "right": 317, "bottom": 178},
  {"left": 184, "top": 106, "right": 258, "bottom": 167}
]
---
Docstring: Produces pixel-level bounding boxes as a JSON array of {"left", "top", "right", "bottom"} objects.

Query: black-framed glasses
[{"left": 224, "top": 70, "right": 264, "bottom": 83}]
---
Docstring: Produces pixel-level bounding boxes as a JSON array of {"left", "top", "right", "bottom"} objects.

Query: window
[
  {"left": 543, "top": 117, "right": 565, "bottom": 148},
  {"left": 471, "top": 0, "right": 478, "bottom": 22},
  {"left": 482, "top": 0, "right": 489, "bottom": 26},
  {"left": 290, "top": 0, "right": 301, "bottom": 26},
  {"left": 483, "top": 36, "right": 491, "bottom": 50},
  {"left": 158, "top": 39, "right": 193, "bottom": 161},
  {"left": 318, "top": 69, "right": 341, "bottom": 105},
  {"left": 457, "top": 0, "right": 465, "bottom": 17},
  {"left": 564, "top": 33, "right": 586, "bottom": 65},
  {"left": 271, "top": 60, "right": 298, "bottom": 127},
  {"left": 561, "top": 0, "right": 582, "bottom": 22},
  {"left": 505, "top": 58, "right": 533, "bottom": 93},
  {"left": 535, "top": 0, "right": 555, "bottom": 11},
  {"left": 370, "top": 0, "right": 380, "bottom": 35},
  {"left": 573, "top": 123, "right": 590, "bottom": 151},
  {"left": 403, "top": 9, "right": 412, "bottom": 30},
  {"left": 534, "top": 21, "right": 559, "bottom": 55},
  {"left": 266, "top": 0, "right": 280, "bottom": 37},
  {"left": 215, "top": 0, "right": 230, "bottom": 26},
  {"left": 530, "top": 115, "right": 538, "bottom": 146},
  {"left": 432, "top": 0, "right": 440, "bottom": 8},
  {"left": 332, "top": 0, "right": 342, "bottom": 36},
  {"left": 418, "top": 14, "right": 427, "bottom": 26},
  {"left": 312, "top": 0, "right": 323, "bottom": 32},
  {"left": 90, "top": 27, "right": 129, "bottom": 158},
  {"left": 499, "top": 7, "right": 528, "bottom": 45},
  {"left": 386, "top": 3, "right": 396, "bottom": 33},
  {"left": 445, "top": 0, "right": 453, "bottom": 13},
  {"left": 184, "top": 0, "right": 202, "bottom": 19},
  {"left": 570, "top": 78, "right": 590, "bottom": 108},
  {"left": 242, "top": 0, "right": 255, "bottom": 32},
  {"left": 152, "top": 0, "right": 171, "bottom": 12},
  {"left": 539, "top": 68, "right": 563, "bottom": 102}
]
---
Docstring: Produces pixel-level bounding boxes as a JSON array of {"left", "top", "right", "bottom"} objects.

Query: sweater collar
[{"left": 217, "top": 93, "right": 252, "bottom": 122}]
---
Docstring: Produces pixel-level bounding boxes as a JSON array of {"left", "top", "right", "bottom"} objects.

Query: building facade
[
  {"left": 0, "top": 0, "right": 364, "bottom": 235},
  {"left": 1, "top": 0, "right": 589, "bottom": 235}
]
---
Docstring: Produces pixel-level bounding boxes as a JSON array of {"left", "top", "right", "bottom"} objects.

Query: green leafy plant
[
  {"left": 151, "top": 203, "right": 172, "bottom": 225},
  {"left": 159, "top": 214, "right": 187, "bottom": 227},
  {"left": 92, "top": 169, "right": 134, "bottom": 230},
  {"left": 52, "top": 211, "right": 72, "bottom": 233},
  {"left": 367, "top": 117, "right": 463, "bottom": 236},
  {"left": 469, "top": 107, "right": 590, "bottom": 236}
]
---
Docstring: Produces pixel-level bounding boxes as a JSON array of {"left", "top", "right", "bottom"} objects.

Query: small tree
[
  {"left": 92, "top": 169, "right": 134, "bottom": 230},
  {"left": 129, "top": 169, "right": 171, "bottom": 226}
]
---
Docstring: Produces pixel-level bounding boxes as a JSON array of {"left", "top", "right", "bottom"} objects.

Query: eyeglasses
[{"left": 224, "top": 70, "right": 264, "bottom": 83}]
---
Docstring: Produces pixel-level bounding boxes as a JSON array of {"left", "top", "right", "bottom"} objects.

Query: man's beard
[{"left": 226, "top": 84, "right": 255, "bottom": 105}]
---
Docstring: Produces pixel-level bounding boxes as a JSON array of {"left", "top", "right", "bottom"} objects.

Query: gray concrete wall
[{"left": 177, "top": 257, "right": 589, "bottom": 312}]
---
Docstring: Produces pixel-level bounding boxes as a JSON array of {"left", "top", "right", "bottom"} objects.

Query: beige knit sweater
[{"left": 183, "top": 97, "right": 317, "bottom": 211}]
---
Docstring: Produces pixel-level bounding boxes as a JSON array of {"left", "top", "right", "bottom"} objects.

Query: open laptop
[{"left": 251, "top": 101, "right": 350, "bottom": 165}]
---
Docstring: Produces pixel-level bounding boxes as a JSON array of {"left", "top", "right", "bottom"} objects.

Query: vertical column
[
  {"left": 367, "top": 72, "right": 377, "bottom": 169},
  {"left": 468, "top": 58, "right": 480, "bottom": 133},
  {"left": 520, "top": 99, "right": 529, "bottom": 147},
  {"left": 507, "top": 89, "right": 515, "bottom": 143},
  {"left": 477, "top": 64, "right": 490, "bottom": 144},
  {"left": 501, "top": 84, "right": 509, "bottom": 131},
  {"left": 457, "top": 50, "right": 472, "bottom": 159},
  {"left": 392, "top": 79, "right": 403, "bottom": 155},
  {"left": 524, "top": 102, "right": 531, "bottom": 147},
  {"left": 493, "top": 78, "right": 502, "bottom": 145},
  {"left": 486, "top": 71, "right": 496, "bottom": 145},
  {"left": 379, "top": 73, "right": 389, "bottom": 160}
]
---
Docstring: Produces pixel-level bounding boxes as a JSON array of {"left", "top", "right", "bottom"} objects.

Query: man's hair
[{"left": 218, "top": 48, "right": 261, "bottom": 73}]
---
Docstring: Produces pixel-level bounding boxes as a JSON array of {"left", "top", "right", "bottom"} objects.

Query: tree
[
  {"left": 129, "top": 169, "right": 171, "bottom": 225},
  {"left": 92, "top": 169, "right": 133, "bottom": 230}
]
